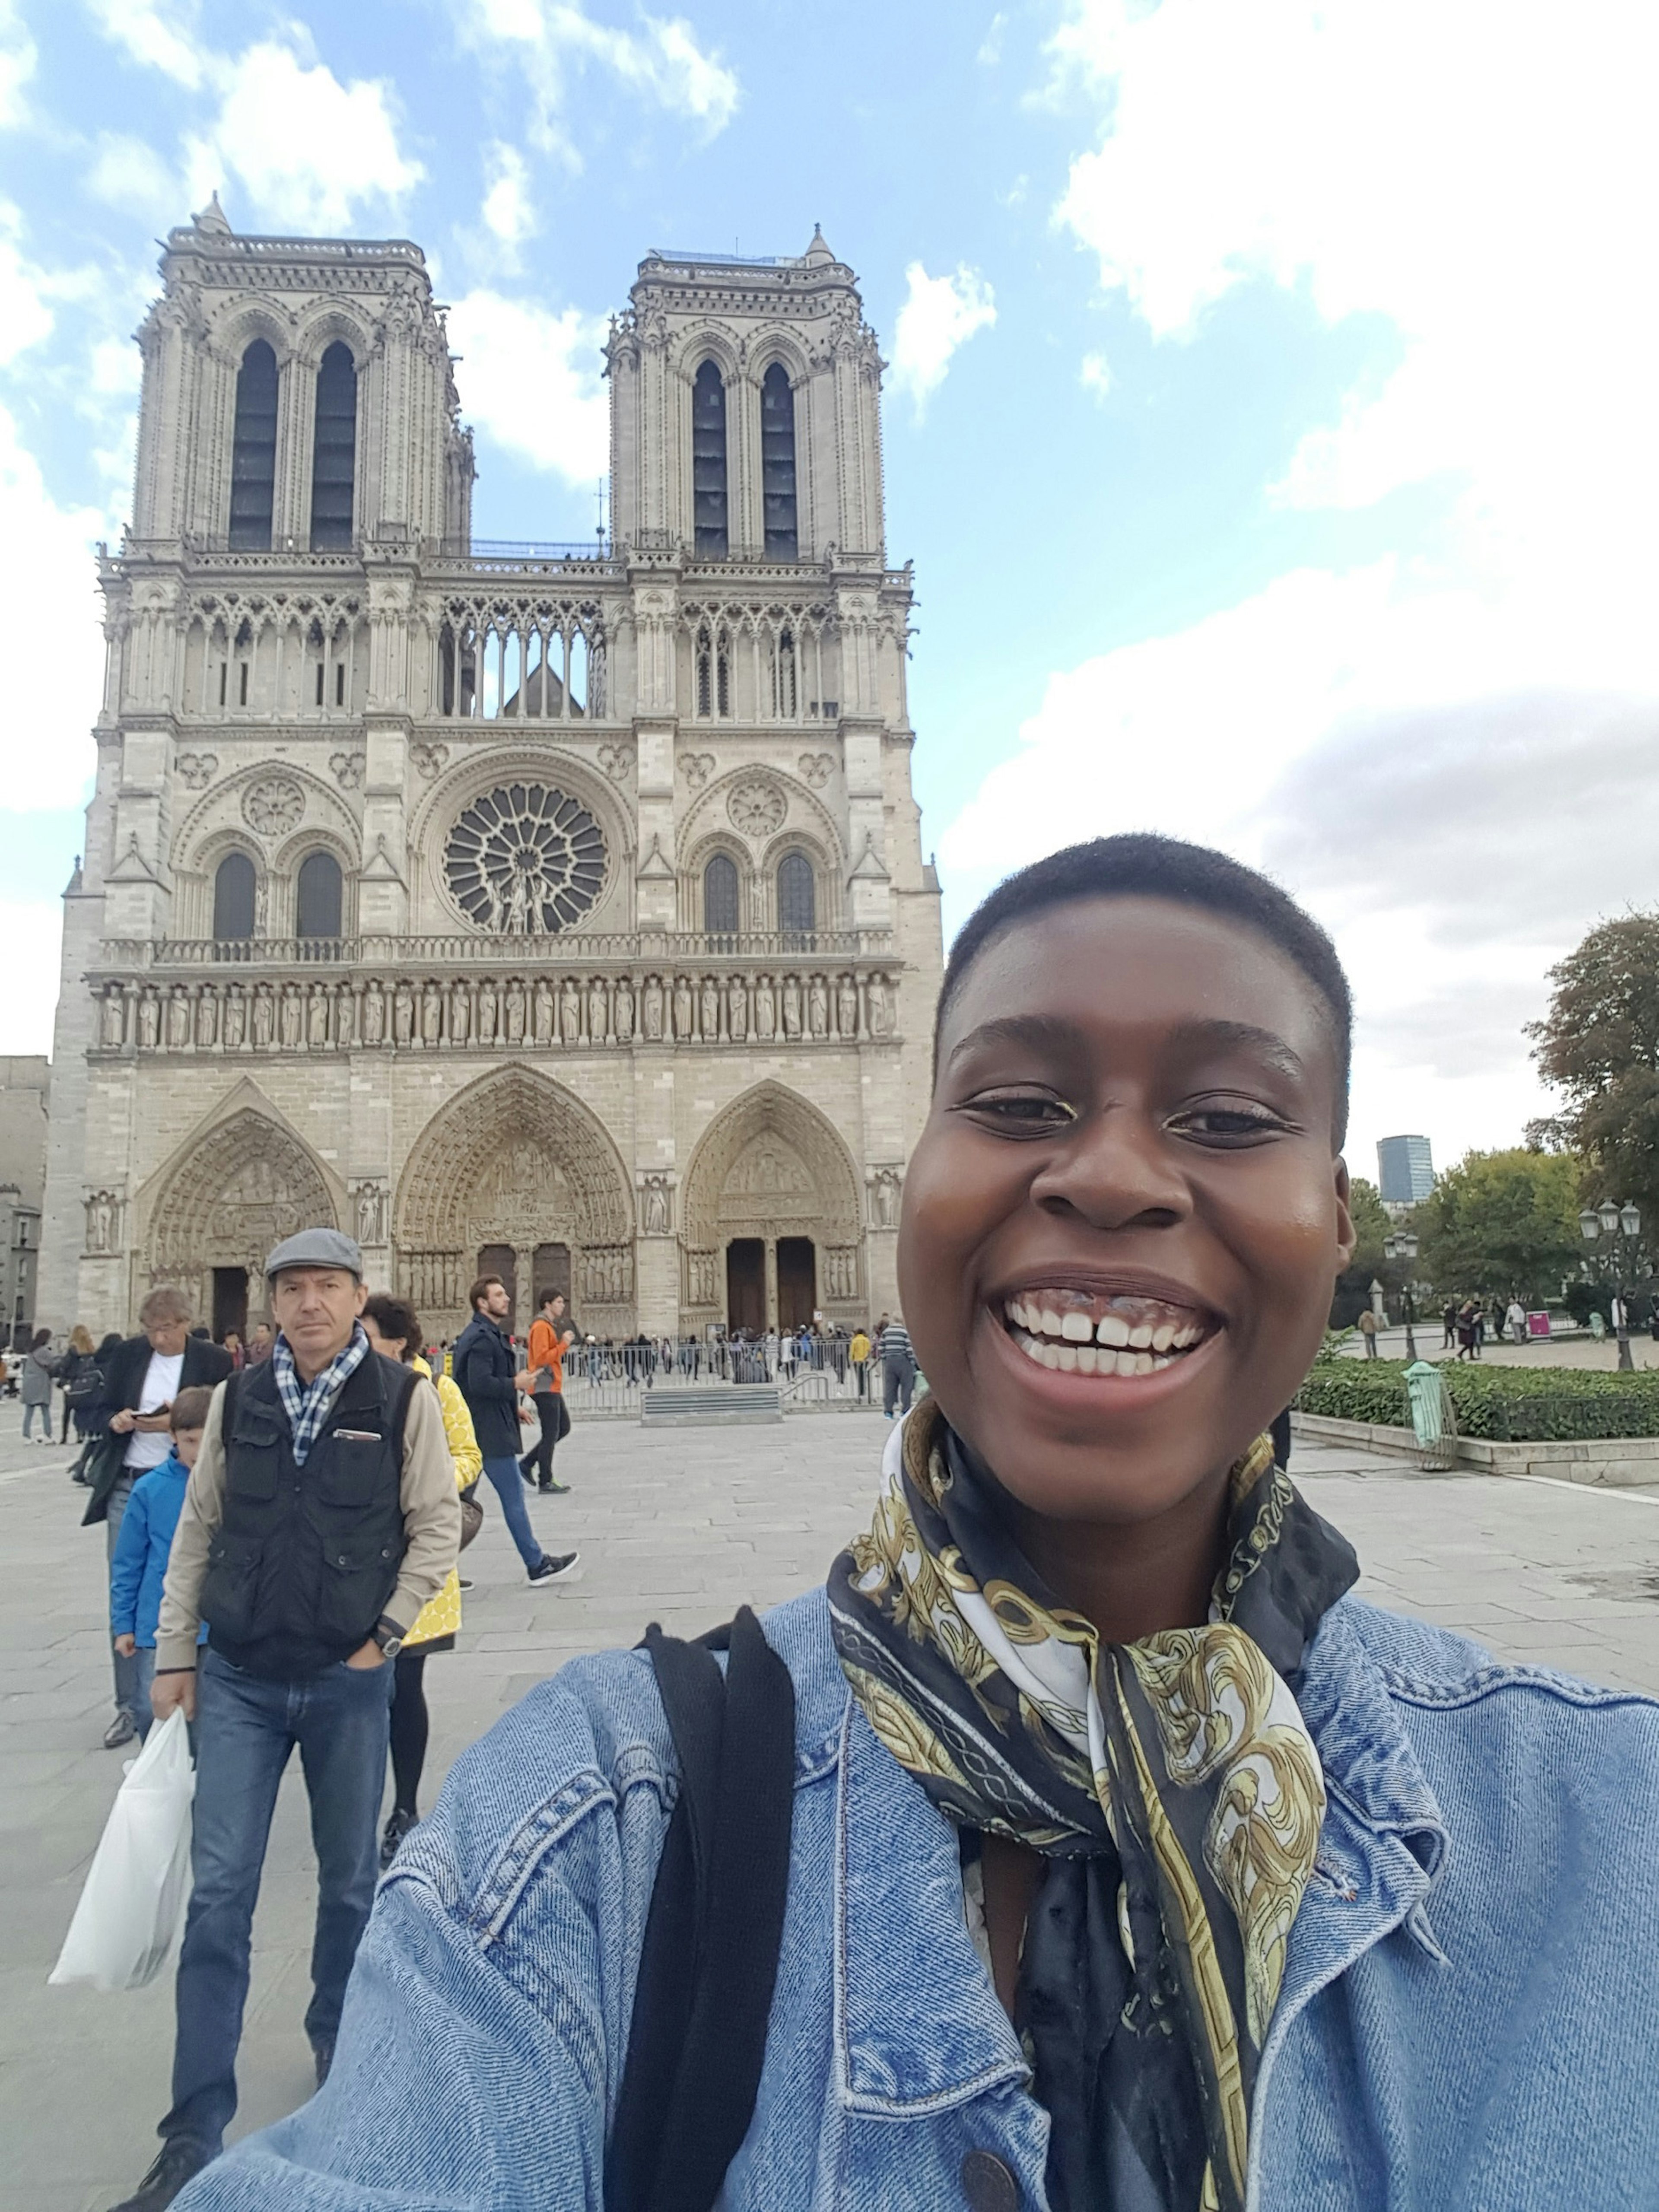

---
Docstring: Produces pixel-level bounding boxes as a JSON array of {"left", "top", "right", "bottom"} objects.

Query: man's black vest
[{"left": 199, "top": 1346, "right": 416, "bottom": 1679}]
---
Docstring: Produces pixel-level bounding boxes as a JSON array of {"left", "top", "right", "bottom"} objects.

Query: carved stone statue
[
  {"left": 782, "top": 976, "right": 802, "bottom": 1039},
  {"left": 223, "top": 987, "right": 246, "bottom": 1050},
  {"left": 727, "top": 976, "right": 747, "bottom": 1041},
  {"left": 308, "top": 987, "right": 330, "bottom": 1048},
  {"left": 167, "top": 987, "right": 191, "bottom": 1050},
  {"left": 561, "top": 977, "right": 582, "bottom": 1044},
  {"left": 393, "top": 982, "right": 414, "bottom": 1046},
  {"left": 335, "top": 990, "right": 353, "bottom": 1050},
  {"left": 251, "top": 986, "right": 273, "bottom": 1048},
  {"left": 477, "top": 980, "right": 498, "bottom": 1045},
  {"left": 808, "top": 977, "right": 829, "bottom": 1039},
  {"left": 642, "top": 1176, "right": 671, "bottom": 1236},
  {"left": 699, "top": 977, "right": 720, "bottom": 1041},
  {"left": 422, "top": 984, "right": 442, "bottom": 1045},
  {"left": 868, "top": 1166, "right": 901, "bottom": 1229},
  {"left": 754, "top": 976, "right": 776, "bottom": 1041},
  {"left": 101, "top": 990, "right": 125, "bottom": 1048},
  {"left": 138, "top": 991, "right": 159, "bottom": 1049},
  {"left": 614, "top": 978, "right": 635, "bottom": 1042},
  {"left": 588, "top": 978, "right": 608, "bottom": 1044},
  {"left": 837, "top": 978, "right": 859, "bottom": 1039},
  {"left": 505, "top": 978, "right": 527, "bottom": 1044},
  {"left": 362, "top": 980, "right": 385, "bottom": 1045},
  {"left": 196, "top": 992, "right": 217, "bottom": 1049},
  {"left": 86, "top": 1192, "right": 115, "bottom": 1253},
  {"left": 642, "top": 976, "right": 664, "bottom": 1041},
  {"left": 449, "top": 981, "right": 470, "bottom": 1045},
  {"left": 355, "top": 1183, "right": 387, "bottom": 1245},
  {"left": 673, "top": 976, "right": 694, "bottom": 1040},
  {"left": 867, "top": 977, "right": 892, "bottom": 1038},
  {"left": 534, "top": 978, "right": 555, "bottom": 1043},
  {"left": 282, "top": 987, "right": 304, "bottom": 1050}
]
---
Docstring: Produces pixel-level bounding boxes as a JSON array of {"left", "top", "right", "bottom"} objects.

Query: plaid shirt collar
[{"left": 271, "top": 1323, "right": 370, "bottom": 1466}]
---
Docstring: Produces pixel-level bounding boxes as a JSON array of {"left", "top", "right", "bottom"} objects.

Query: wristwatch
[{"left": 371, "top": 1616, "right": 405, "bottom": 1659}]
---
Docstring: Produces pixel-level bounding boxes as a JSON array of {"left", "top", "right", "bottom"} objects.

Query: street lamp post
[
  {"left": 1383, "top": 1230, "right": 1420, "bottom": 1361},
  {"left": 1578, "top": 1199, "right": 1643, "bottom": 1373}
]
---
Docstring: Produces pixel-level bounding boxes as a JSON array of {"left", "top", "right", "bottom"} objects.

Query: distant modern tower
[{"left": 1377, "top": 1134, "right": 1435, "bottom": 1207}]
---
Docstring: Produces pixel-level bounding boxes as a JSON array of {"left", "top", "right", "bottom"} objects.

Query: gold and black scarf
[{"left": 827, "top": 1399, "right": 1359, "bottom": 2212}]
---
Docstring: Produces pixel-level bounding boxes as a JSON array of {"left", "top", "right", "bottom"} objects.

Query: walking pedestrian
[
  {"left": 1442, "top": 1300, "right": 1458, "bottom": 1349},
  {"left": 1357, "top": 1306, "right": 1380, "bottom": 1359},
  {"left": 108, "top": 1388, "right": 211, "bottom": 1739},
  {"left": 19, "top": 1328, "right": 58, "bottom": 1441},
  {"left": 361, "top": 1293, "right": 482, "bottom": 1869},
  {"left": 452, "top": 1276, "right": 578, "bottom": 1590},
  {"left": 1456, "top": 1300, "right": 1479, "bottom": 1360},
  {"left": 59, "top": 1324, "right": 99, "bottom": 1444},
  {"left": 518, "top": 1288, "right": 574, "bottom": 1495},
  {"left": 105, "top": 1228, "right": 461, "bottom": 2212},
  {"left": 849, "top": 1324, "right": 871, "bottom": 1398},
  {"left": 1506, "top": 1297, "right": 1527, "bottom": 1345},
  {"left": 83, "top": 1289, "right": 232, "bottom": 1750},
  {"left": 178, "top": 833, "right": 1659, "bottom": 2212},
  {"left": 878, "top": 1311, "right": 916, "bottom": 1417}
]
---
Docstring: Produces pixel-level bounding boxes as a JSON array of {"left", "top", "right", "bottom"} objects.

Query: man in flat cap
[{"left": 110, "top": 1230, "right": 460, "bottom": 2212}]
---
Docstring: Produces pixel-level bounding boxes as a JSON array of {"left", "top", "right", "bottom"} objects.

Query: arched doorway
[
  {"left": 395, "top": 1068, "right": 636, "bottom": 1341},
  {"left": 142, "top": 1103, "right": 338, "bottom": 1332},
  {"left": 680, "top": 1082, "right": 863, "bottom": 1334}
]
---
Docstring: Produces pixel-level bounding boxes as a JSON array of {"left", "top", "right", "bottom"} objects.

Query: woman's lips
[{"left": 999, "top": 1287, "right": 1215, "bottom": 1379}]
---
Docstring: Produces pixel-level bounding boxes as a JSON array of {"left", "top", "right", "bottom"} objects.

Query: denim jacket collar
[{"left": 829, "top": 1592, "right": 1451, "bottom": 2133}]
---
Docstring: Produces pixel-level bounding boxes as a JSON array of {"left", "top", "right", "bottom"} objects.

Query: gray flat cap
[{"left": 265, "top": 1227, "right": 364, "bottom": 1281}]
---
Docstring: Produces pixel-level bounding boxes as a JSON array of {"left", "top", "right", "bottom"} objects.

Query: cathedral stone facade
[{"left": 39, "top": 202, "right": 942, "bottom": 1345}]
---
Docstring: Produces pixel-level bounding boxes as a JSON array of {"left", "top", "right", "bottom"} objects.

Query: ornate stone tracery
[
  {"left": 679, "top": 1080, "right": 863, "bottom": 1315},
  {"left": 142, "top": 1106, "right": 337, "bottom": 1295}
]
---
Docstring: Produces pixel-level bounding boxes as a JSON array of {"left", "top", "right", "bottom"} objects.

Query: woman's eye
[
  {"left": 1169, "top": 1103, "right": 1292, "bottom": 1144},
  {"left": 955, "top": 1091, "right": 1076, "bottom": 1134}
]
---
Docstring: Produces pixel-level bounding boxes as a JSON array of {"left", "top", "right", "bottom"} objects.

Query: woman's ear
[{"left": 1333, "top": 1158, "right": 1357, "bottom": 1272}]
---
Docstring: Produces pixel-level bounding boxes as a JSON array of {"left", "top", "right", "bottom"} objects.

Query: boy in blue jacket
[{"left": 110, "top": 1384, "right": 212, "bottom": 1738}]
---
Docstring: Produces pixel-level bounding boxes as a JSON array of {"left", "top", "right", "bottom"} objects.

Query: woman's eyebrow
[
  {"left": 945, "top": 1013, "right": 1084, "bottom": 1066},
  {"left": 1167, "top": 1018, "right": 1306, "bottom": 1079}
]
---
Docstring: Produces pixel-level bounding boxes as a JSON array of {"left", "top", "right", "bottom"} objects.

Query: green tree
[
  {"left": 1346, "top": 1176, "right": 1390, "bottom": 1279},
  {"left": 1414, "top": 1147, "right": 1582, "bottom": 1304},
  {"left": 1528, "top": 913, "right": 1659, "bottom": 1222}
]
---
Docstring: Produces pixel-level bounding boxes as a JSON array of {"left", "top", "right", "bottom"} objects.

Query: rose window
[{"left": 443, "top": 783, "right": 606, "bottom": 934}]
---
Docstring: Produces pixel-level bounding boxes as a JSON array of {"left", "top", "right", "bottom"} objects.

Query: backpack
[{"left": 605, "top": 1606, "right": 797, "bottom": 2212}]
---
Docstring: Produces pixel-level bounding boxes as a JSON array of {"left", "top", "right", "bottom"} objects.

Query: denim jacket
[{"left": 178, "top": 1587, "right": 1659, "bottom": 2210}]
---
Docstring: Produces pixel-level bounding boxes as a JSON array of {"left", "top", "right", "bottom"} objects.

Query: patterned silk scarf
[{"left": 827, "top": 1400, "right": 1359, "bottom": 2212}]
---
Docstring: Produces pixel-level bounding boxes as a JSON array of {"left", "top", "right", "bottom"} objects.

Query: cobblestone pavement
[{"left": 3, "top": 1401, "right": 1658, "bottom": 2211}]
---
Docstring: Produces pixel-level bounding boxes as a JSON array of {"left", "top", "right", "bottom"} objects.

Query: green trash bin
[{"left": 1405, "top": 1360, "right": 1457, "bottom": 1468}]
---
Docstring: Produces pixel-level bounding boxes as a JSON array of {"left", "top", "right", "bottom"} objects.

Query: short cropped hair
[
  {"left": 140, "top": 1285, "right": 193, "bottom": 1327},
  {"left": 539, "top": 1287, "right": 565, "bottom": 1309},
  {"left": 935, "top": 834, "right": 1351, "bottom": 1145},
  {"left": 170, "top": 1385, "right": 213, "bottom": 1433},
  {"left": 468, "top": 1275, "right": 505, "bottom": 1313},
  {"left": 363, "top": 1292, "right": 421, "bottom": 1360}
]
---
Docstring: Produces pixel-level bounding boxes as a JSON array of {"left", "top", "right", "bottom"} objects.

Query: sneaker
[
  {"left": 538, "top": 1480, "right": 571, "bottom": 1495},
  {"left": 102, "top": 1709, "right": 137, "bottom": 1751},
  {"left": 107, "top": 2137, "right": 214, "bottom": 2211},
  {"left": 457, "top": 1576, "right": 474, "bottom": 1591},
  {"left": 312, "top": 2037, "right": 334, "bottom": 2088},
  {"left": 380, "top": 1806, "right": 418, "bottom": 1869},
  {"left": 528, "top": 1551, "right": 579, "bottom": 1585},
  {"left": 518, "top": 1457, "right": 538, "bottom": 1486}
]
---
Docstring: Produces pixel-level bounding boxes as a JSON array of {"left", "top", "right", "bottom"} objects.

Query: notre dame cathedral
[{"left": 38, "top": 198, "right": 941, "bottom": 1344}]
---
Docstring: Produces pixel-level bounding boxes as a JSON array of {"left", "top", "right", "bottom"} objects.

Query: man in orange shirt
[{"left": 518, "top": 1289, "right": 574, "bottom": 1495}]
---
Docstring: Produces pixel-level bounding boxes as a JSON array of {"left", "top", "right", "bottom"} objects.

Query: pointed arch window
[
  {"left": 777, "top": 849, "right": 815, "bottom": 940},
  {"left": 310, "top": 341, "right": 357, "bottom": 550},
  {"left": 761, "top": 362, "right": 798, "bottom": 559},
  {"left": 213, "top": 852, "right": 256, "bottom": 941},
  {"left": 692, "top": 359, "right": 728, "bottom": 559},
  {"left": 296, "top": 850, "right": 343, "bottom": 942},
  {"left": 703, "top": 852, "right": 740, "bottom": 938},
  {"left": 229, "top": 340, "right": 278, "bottom": 550}
]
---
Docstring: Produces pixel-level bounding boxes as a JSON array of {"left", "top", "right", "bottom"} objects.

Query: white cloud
[
  {"left": 0, "top": 204, "right": 54, "bottom": 364},
  {"left": 890, "top": 262, "right": 996, "bottom": 416},
  {"left": 459, "top": 0, "right": 739, "bottom": 149},
  {"left": 86, "top": 0, "right": 204, "bottom": 86},
  {"left": 86, "top": 133, "right": 180, "bottom": 219},
  {"left": 481, "top": 142, "right": 535, "bottom": 248},
  {"left": 939, "top": 0, "right": 1659, "bottom": 1164},
  {"left": 445, "top": 290, "right": 609, "bottom": 483},
  {"left": 0, "top": 0, "right": 37, "bottom": 125},
  {"left": 1079, "top": 350, "right": 1111, "bottom": 400},
  {"left": 182, "top": 41, "right": 424, "bottom": 233},
  {"left": 0, "top": 400, "right": 106, "bottom": 811}
]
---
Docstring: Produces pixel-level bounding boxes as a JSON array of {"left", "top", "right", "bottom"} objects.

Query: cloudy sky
[{"left": 0, "top": 0, "right": 1654, "bottom": 1190}]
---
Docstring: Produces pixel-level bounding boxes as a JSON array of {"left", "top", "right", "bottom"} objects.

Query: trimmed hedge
[{"left": 1294, "top": 1357, "right": 1659, "bottom": 1442}]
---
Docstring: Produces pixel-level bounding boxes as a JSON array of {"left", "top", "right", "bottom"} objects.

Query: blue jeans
[
  {"left": 481, "top": 1455, "right": 544, "bottom": 1571},
  {"left": 106, "top": 1471, "right": 141, "bottom": 1723},
  {"left": 883, "top": 1357, "right": 915, "bottom": 1418},
  {"left": 22, "top": 1399, "right": 49, "bottom": 1437},
  {"left": 132, "top": 1646, "right": 157, "bottom": 1738},
  {"left": 163, "top": 1645, "right": 394, "bottom": 2154}
]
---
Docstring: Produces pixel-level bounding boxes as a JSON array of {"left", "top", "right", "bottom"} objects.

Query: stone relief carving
[
  {"left": 686, "top": 1250, "right": 719, "bottom": 1307},
  {"left": 727, "top": 776, "right": 787, "bottom": 838},
  {"left": 330, "top": 750, "right": 365, "bottom": 790},
  {"left": 84, "top": 1190, "right": 121, "bottom": 1255},
  {"left": 680, "top": 751, "right": 715, "bottom": 791},
  {"left": 797, "top": 751, "right": 834, "bottom": 789},
  {"left": 640, "top": 1174, "right": 673, "bottom": 1236},
  {"left": 353, "top": 1181, "right": 389, "bottom": 1245},
  {"left": 176, "top": 751, "right": 218, "bottom": 790},
  {"left": 642, "top": 977, "right": 664, "bottom": 1041},
  {"left": 242, "top": 774, "right": 306, "bottom": 838},
  {"left": 410, "top": 741, "right": 449, "bottom": 781},
  {"left": 597, "top": 742, "right": 635, "bottom": 785},
  {"left": 822, "top": 1246, "right": 860, "bottom": 1302},
  {"left": 866, "top": 1165, "right": 903, "bottom": 1229}
]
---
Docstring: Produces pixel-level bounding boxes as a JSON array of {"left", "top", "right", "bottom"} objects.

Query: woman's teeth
[{"left": 1002, "top": 1293, "right": 1208, "bottom": 1379}]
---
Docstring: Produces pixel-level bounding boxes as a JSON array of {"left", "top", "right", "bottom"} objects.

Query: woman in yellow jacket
[{"left": 362, "top": 1292, "right": 483, "bottom": 1868}]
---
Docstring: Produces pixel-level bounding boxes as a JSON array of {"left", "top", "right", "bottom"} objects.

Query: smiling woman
[{"left": 166, "top": 839, "right": 1659, "bottom": 2212}]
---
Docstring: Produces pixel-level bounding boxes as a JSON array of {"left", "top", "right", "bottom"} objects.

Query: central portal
[{"left": 725, "top": 1239, "right": 765, "bottom": 1334}]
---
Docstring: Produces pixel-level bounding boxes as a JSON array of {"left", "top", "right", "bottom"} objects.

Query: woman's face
[{"left": 900, "top": 896, "right": 1354, "bottom": 1529}]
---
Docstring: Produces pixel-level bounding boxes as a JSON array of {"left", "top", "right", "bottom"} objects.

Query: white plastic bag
[{"left": 49, "top": 1706, "right": 195, "bottom": 1992}]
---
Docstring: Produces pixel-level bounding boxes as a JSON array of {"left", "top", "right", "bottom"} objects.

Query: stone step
[{"left": 640, "top": 1385, "right": 783, "bottom": 1426}]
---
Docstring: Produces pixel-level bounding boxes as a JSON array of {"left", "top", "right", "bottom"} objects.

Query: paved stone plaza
[{"left": 4, "top": 1400, "right": 1659, "bottom": 2211}]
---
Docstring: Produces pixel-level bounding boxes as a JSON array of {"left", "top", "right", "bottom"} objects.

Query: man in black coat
[
  {"left": 451, "top": 1273, "right": 577, "bottom": 1589},
  {"left": 86, "top": 1286, "right": 232, "bottom": 1748}
]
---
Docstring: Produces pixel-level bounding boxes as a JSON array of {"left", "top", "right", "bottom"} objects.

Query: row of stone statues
[
  {"left": 397, "top": 1243, "right": 636, "bottom": 1314},
  {"left": 96, "top": 968, "right": 898, "bottom": 1054}
]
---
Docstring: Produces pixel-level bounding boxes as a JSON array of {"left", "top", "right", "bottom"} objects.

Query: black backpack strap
[
  {"left": 605, "top": 1605, "right": 796, "bottom": 2212},
  {"left": 219, "top": 1369, "right": 240, "bottom": 1446}
]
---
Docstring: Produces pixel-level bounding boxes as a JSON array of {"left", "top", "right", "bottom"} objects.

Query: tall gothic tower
[{"left": 39, "top": 206, "right": 941, "bottom": 1344}]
